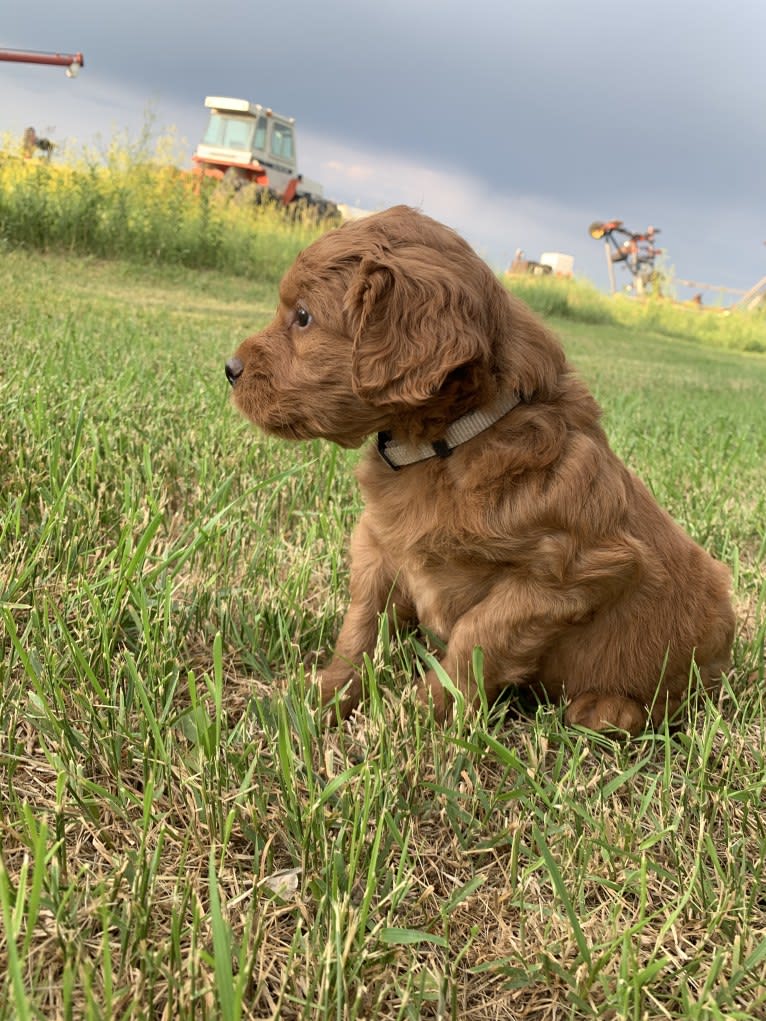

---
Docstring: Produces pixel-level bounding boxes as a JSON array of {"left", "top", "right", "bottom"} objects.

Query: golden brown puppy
[{"left": 225, "top": 206, "right": 734, "bottom": 734}]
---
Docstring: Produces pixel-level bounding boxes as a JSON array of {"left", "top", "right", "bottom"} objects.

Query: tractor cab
[{"left": 193, "top": 96, "right": 298, "bottom": 194}]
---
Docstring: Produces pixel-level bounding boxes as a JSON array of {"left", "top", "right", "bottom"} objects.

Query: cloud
[
  {"left": 303, "top": 129, "right": 594, "bottom": 273},
  {"left": 321, "top": 159, "right": 375, "bottom": 182}
]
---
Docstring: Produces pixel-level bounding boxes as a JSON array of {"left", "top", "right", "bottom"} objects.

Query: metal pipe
[{"left": 0, "top": 49, "right": 84, "bottom": 69}]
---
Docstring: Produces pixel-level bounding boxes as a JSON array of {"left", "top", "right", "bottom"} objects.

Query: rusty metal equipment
[
  {"left": 0, "top": 48, "right": 84, "bottom": 77},
  {"left": 589, "top": 219, "right": 662, "bottom": 294}
]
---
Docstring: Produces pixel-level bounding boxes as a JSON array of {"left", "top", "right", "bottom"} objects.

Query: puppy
[{"left": 225, "top": 206, "right": 734, "bottom": 734}]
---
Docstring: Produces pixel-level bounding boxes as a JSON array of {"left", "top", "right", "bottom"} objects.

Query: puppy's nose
[{"left": 225, "top": 356, "right": 244, "bottom": 386}]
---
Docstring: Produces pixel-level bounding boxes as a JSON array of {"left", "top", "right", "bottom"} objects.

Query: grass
[
  {"left": 0, "top": 248, "right": 765, "bottom": 1020},
  {"left": 506, "top": 274, "right": 766, "bottom": 354},
  {"left": 0, "top": 135, "right": 326, "bottom": 283}
]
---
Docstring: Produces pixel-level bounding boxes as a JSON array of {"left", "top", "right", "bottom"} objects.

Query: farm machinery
[
  {"left": 589, "top": 219, "right": 663, "bottom": 294},
  {"left": 590, "top": 219, "right": 766, "bottom": 308},
  {"left": 192, "top": 96, "right": 339, "bottom": 219},
  {"left": 0, "top": 47, "right": 84, "bottom": 77},
  {"left": 1, "top": 47, "right": 84, "bottom": 156}
]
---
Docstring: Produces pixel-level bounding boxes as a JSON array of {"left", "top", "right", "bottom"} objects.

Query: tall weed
[{"left": 0, "top": 130, "right": 326, "bottom": 283}]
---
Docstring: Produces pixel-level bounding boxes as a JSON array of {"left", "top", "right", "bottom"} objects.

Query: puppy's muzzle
[{"left": 225, "top": 356, "right": 244, "bottom": 387}]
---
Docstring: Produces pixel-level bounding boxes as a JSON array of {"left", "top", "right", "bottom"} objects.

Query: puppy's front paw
[
  {"left": 315, "top": 668, "right": 361, "bottom": 719},
  {"left": 565, "top": 692, "right": 647, "bottom": 736},
  {"left": 416, "top": 670, "right": 449, "bottom": 723}
]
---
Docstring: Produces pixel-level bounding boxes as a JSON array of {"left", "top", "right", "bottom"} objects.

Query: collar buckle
[{"left": 377, "top": 431, "right": 403, "bottom": 470}]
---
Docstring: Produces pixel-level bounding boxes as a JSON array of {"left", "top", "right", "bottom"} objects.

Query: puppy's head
[{"left": 225, "top": 206, "right": 549, "bottom": 446}]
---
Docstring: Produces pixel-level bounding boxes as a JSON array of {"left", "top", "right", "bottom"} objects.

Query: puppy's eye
[{"left": 295, "top": 307, "right": 312, "bottom": 329}]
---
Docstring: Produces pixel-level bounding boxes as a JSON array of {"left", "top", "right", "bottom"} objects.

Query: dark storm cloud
[{"left": 3, "top": 1, "right": 764, "bottom": 290}]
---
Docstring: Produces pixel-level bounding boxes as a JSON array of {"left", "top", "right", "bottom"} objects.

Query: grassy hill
[{"left": 1, "top": 246, "right": 765, "bottom": 1020}]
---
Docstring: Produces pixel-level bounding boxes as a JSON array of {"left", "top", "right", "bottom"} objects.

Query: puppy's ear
[{"left": 344, "top": 250, "right": 492, "bottom": 406}]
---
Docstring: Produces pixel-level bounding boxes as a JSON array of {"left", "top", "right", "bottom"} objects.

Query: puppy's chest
[
  {"left": 366, "top": 490, "right": 495, "bottom": 639},
  {"left": 401, "top": 555, "right": 490, "bottom": 639}
]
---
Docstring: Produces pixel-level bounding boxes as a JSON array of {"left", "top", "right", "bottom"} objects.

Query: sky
[{"left": 2, "top": 1, "right": 765, "bottom": 300}]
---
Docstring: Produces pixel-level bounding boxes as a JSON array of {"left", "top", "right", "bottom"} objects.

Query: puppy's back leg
[{"left": 564, "top": 692, "right": 650, "bottom": 736}]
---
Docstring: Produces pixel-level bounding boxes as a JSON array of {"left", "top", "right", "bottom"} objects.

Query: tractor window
[
  {"left": 202, "top": 113, "right": 254, "bottom": 151},
  {"left": 254, "top": 116, "right": 267, "bottom": 152},
  {"left": 202, "top": 113, "right": 225, "bottom": 146},
  {"left": 270, "top": 122, "right": 294, "bottom": 161}
]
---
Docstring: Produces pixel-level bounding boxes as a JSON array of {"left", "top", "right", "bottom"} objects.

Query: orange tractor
[{"left": 192, "top": 96, "right": 339, "bottom": 219}]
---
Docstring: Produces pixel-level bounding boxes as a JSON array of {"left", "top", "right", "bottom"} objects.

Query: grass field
[{"left": 1, "top": 247, "right": 765, "bottom": 1020}]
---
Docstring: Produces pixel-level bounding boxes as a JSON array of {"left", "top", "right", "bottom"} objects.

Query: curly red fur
[{"left": 227, "top": 206, "right": 735, "bottom": 734}]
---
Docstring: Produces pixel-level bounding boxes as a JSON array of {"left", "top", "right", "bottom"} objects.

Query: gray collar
[{"left": 376, "top": 391, "right": 521, "bottom": 470}]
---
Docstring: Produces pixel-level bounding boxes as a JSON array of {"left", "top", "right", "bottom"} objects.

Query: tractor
[{"left": 192, "top": 96, "right": 339, "bottom": 219}]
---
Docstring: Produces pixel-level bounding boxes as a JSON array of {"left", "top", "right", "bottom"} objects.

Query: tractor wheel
[{"left": 218, "top": 167, "right": 249, "bottom": 193}]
